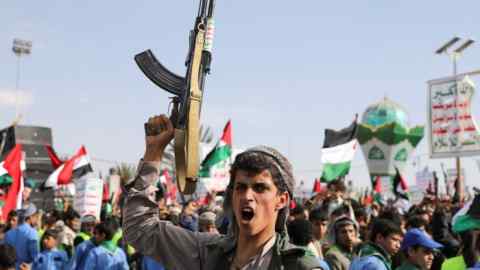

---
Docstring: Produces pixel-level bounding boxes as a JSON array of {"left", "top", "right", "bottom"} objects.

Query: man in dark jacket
[{"left": 123, "top": 115, "right": 325, "bottom": 269}]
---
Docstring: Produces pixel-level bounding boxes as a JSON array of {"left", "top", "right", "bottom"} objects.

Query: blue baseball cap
[{"left": 401, "top": 228, "right": 443, "bottom": 251}]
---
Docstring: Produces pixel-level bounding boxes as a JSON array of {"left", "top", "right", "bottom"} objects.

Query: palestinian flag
[
  {"left": 393, "top": 167, "right": 409, "bottom": 200},
  {"left": 453, "top": 194, "right": 480, "bottom": 233},
  {"left": 320, "top": 119, "right": 358, "bottom": 182},
  {"left": 373, "top": 176, "right": 383, "bottom": 204},
  {"left": 44, "top": 145, "right": 93, "bottom": 189},
  {"left": 312, "top": 178, "right": 322, "bottom": 193},
  {"left": 199, "top": 121, "right": 232, "bottom": 177},
  {"left": 0, "top": 144, "right": 25, "bottom": 221},
  {"left": 160, "top": 169, "right": 177, "bottom": 205}
]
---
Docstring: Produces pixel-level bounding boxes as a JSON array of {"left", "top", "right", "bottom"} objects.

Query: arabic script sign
[{"left": 428, "top": 75, "right": 480, "bottom": 158}]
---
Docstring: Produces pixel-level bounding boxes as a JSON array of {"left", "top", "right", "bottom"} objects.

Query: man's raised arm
[{"left": 122, "top": 115, "right": 213, "bottom": 269}]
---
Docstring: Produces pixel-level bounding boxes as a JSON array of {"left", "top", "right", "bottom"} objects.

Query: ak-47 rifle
[{"left": 135, "top": 0, "right": 216, "bottom": 195}]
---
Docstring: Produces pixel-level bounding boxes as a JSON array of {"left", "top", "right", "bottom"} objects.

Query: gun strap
[{"left": 174, "top": 26, "right": 205, "bottom": 195}]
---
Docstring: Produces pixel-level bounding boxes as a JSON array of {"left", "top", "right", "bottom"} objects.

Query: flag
[
  {"left": 453, "top": 194, "right": 480, "bottom": 233},
  {"left": 312, "top": 178, "right": 322, "bottom": 193},
  {"left": 393, "top": 167, "right": 409, "bottom": 200},
  {"left": 0, "top": 145, "right": 25, "bottom": 221},
  {"left": 45, "top": 145, "right": 63, "bottom": 169},
  {"left": 373, "top": 176, "right": 383, "bottom": 204},
  {"left": 320, "top": 119, "right": 358, "bottom": 182},
  {"left": 199, "top": 121, "right": 232, "bottom": 177},
  {"left": 44, "top": 145, "right": 93, "bottom": 189},
  {"left": 160, "top": 169, "right": 177, "bottom": 205}
]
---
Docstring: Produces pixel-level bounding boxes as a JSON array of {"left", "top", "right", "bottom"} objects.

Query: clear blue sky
[{"left": 1, "top": 1, "right": 479, "bottom": 190}]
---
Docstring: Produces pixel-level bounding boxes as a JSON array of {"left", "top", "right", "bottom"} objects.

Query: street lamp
[
  {"left": 12, "top": 38, "right": 32, "bottom": 119},
  {"left": 435, "top": 36, "right": 475, "bottom": 202}
]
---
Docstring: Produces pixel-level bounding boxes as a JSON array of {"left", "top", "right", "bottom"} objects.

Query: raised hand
[{"left": 143, "top": 115, "right": 175, "bottom": 162}]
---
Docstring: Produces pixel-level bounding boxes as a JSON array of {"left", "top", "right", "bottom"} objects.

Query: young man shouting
[{"left": 123, "top": 115, "right": 325, "bottom": 269}]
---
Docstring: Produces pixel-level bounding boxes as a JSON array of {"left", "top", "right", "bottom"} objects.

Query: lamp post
[
  {"left": 435, "top": 37, "right": 475, "bottom": 202},
  {"left": 12, "top": 38, "right": 32, "bottom": 119}
]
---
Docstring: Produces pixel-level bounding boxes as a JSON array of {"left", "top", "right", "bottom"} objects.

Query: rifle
[{"left": 135, "top": 0, "right": 216, "bottom": 194}]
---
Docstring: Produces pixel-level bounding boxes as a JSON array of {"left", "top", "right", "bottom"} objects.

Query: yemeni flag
[
  {"left": 320, "top": 118, "right": 358, "bottom": 182},
  {"left": 45, "top": 145, "right": 63, "bottom": 169},
  {"left": 199, "top": 121, "right": 232, "bottom": 177},
  {"left": 393, "top": 167, "right": 409, "bottom": 200},
  {"left": 453, "top": 194, "right": 480, "bottom": 233},
  {"left": 0, "top": 144, "right": 26, "bottom": 221},
  {"left": 44, "top": 145, "right": 93, "bottom": 189}
]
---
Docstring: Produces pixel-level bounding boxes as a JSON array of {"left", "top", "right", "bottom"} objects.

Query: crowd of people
[{"left": 0, "top": 114, "right": 479, "bottom": 270}]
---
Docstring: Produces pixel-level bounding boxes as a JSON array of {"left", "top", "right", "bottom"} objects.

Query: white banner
[
  {"left": 73, "top": 177, "right": 103, "bottom": 220},
  {"left": 428, "top": 75, "right": 480, "bottom": 158}
]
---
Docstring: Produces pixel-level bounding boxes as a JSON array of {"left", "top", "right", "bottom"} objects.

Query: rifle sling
[{"left": 174, "top": 26, "right": 205, "bottom": 195}]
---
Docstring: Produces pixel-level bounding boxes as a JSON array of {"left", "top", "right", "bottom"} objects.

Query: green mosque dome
[{"left": 361, "top": 97, "right": 409, "bottom": 128}]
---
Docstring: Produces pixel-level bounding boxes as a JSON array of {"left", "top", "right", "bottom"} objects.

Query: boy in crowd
[
  {"left": 32, "top": 229, "right": 69, "bottom": 270},
  {"left": 349, "top": 219, "right": 403, "bottom": 270},
  {"left": 84, "top": 222, "right": 129, "bottom": 269},
  {"left": 396, "top": 229, "right": 443, "bottom": 270}
]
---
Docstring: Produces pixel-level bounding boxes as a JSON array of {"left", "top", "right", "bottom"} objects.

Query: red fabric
[
  {"left": 58, "top": 146, "right": 88, "bottom": 185},
  {"left": 1, "top": 144, "right": 23, "bottom": 221},
  {"left": 162, "top": 170, "right": 177, "bottom": 202},
  {"left": 399, "top": 173, "right": 409, "bottom": 191},
  {"left": 289, "top": 199, "right": 297, "bottom": 209},
  {"left": 102, "top": 182, "right": 110, "bottom": 202},
  {"left": 374, "top": 176, "right": 382, "bottom": 193},
  {"left": 312, "top": 178, "right": 322, "bottom": 193},
  {"left": 221, "top": 120, "right": 232, "bottom": 146},
  {"left": 45, "top": 145, "right": 63, "bottom": 169}
]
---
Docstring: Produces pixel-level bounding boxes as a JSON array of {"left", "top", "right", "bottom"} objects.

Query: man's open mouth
[{"left": 241, "top": 207, "right": 254, "bottom": 221}]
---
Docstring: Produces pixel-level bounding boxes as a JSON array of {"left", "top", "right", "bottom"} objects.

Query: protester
[
  {"left": 123, "top": 115, "right": 323, "bottom": 269},
  {"left": 325, "top": 215, "right": 359, "bottom": 270},
  {"left": 349, "top": 218, "right": 403, "bottom": 270},
  {"left": 310, "top": 208, "right": 329, "bottom": 259},
  {"left": 32, "top": 229, "right": 69, "bottom": 270},
  {"left": 70, "top": 231, "right": 96, "bottom": 270},
  {"left": 74, "top": 215, "right": 96, "bottom": 246},
  {"left": 198, "top": 210, "right": 219, "bottom": 234},
  {"left": 84, "top": 222, "right": 129, "bottom": 269},
  {"left": 58, "top": 209, "right": 80, "bottom": 257},
  {"left": 4, "top": 204, "right": 40, "bottom": 269},
  {"left": 0, "top": 243, "right": 16, "bottom": 270},
  {"left": 5, "top": 211, "right": 18, "bottom": 232},
  {"left": 396, "top": 228, "right": 443, "bottom": 270}
]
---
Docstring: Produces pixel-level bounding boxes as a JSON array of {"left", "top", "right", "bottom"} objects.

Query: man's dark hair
[
  {"left": 370, "top": 218, "right": 403, "bottom": 242},
  {"left": 287, "top": 219, "right": 313, "bottom": 246},
  {"left": 407, "top": 215, "right": 428, "bottom": 230},
  {"left": 378, "top": 208, "right": 403, "bottom": 226},
  {"left": 64, "top": 209, "right": 80, "bottom": 222},
  {"left": 40, "top": 229, "right": 59, "bottom": 251},
  {"left": 7, "top": 211, "right": 17, "bottom": 219},
  {"left": 95, "top": 221, "right": 116, "bottom": 241},
  {"left": 327, "top": 180, "right": 347, "bottom": 192},
  {"left": 291, "top": 205, "right": 306, "bottom": 216},
  {"left": 309, "top": 208, "right": 328, "bottom": 222},
  {"left": 230, "top": 153, "right": 287, "bottom": 194},
  {"left": 0, "top": 244, "right": 16, "bottom": 269}
]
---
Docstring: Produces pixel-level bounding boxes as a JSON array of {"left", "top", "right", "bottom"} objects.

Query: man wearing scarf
[{"left": 123, "top": 115, "right": 325, "bottom": 269}]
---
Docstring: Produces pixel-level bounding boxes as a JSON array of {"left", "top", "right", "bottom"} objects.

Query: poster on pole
[
  {"left": 73, "top": 177, "right": 103, "bottom": 220},
  {"left": 415, "top": 167, "right": 434, "bottom": 192},
  {"left": 427, "top": 74, "right": 480, "bottom": 158}
]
